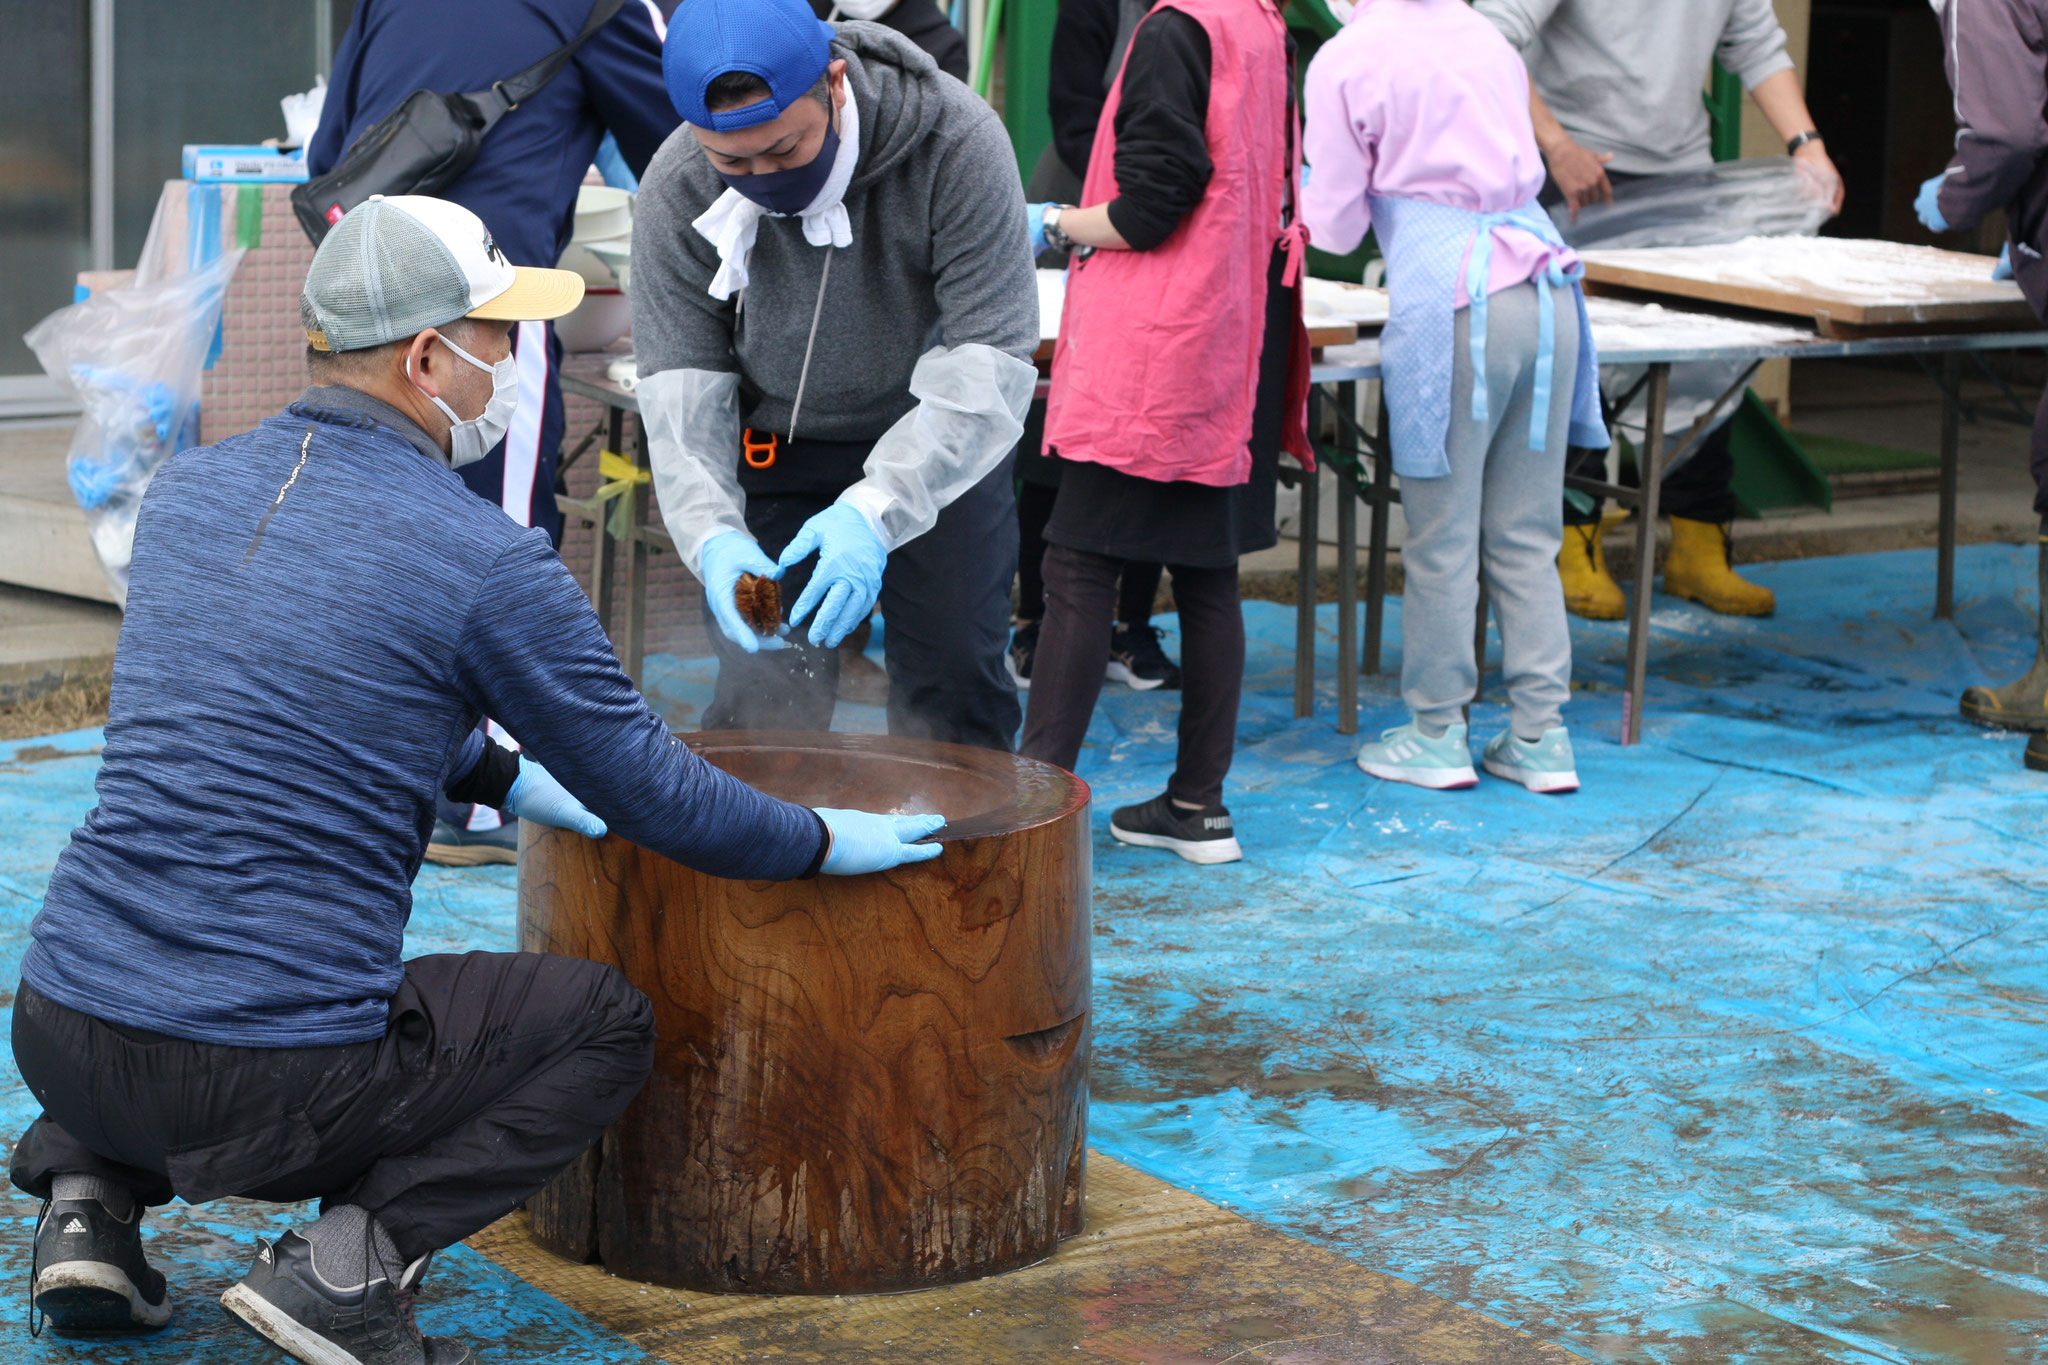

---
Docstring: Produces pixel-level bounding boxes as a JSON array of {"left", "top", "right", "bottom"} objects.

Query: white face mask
[
  {"left": 830, "top": 0, "right": 897, "bottom": 17},
  {"left": 410, "top": 330, "right": 517, "bottom": 468}
]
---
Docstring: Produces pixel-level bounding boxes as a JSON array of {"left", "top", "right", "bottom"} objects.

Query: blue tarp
[{"left": 0, "top": 544, "right": 2043, "bottom": 1361}]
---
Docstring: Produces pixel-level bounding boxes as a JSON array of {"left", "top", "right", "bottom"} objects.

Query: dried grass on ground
[{"left": 0, "top": 667, "right": 111, "bottom": 742}]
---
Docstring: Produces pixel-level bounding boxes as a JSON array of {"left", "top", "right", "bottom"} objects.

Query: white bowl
[
  {"left": 554, "top": 291, "right": 631, "bottom": 353},
  {"left": 573, "top": 185, "right": 633, "bottom": 243}
]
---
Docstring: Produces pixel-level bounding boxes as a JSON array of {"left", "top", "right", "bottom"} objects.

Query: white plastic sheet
[{"left": 24, "top": 248, "right": 245, "bottom": 604}]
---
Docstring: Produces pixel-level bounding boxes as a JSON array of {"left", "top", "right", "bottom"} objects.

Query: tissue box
[{"left": 181, "top": 145, "right": 308, "bottom": 184}]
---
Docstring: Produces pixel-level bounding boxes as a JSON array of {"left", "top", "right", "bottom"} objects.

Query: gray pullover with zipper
[
  {"left": 634, "top": 22, "right": 1036, "bottom": 436},
  {"left": 630, "top": 22, "right": 1038, "bottom": 568},
  {"left": 1473, "top": 0, "right": 1793, "bottom": 176}
]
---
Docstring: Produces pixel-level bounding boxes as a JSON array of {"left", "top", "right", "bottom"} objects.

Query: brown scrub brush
[{"left": 735, "top": 573, "right": 783, "bottom": 637}]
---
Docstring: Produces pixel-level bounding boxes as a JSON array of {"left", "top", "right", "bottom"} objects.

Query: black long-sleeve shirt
[{"left": 1105, "top": 9, "right": 1216, "bottom": 252}]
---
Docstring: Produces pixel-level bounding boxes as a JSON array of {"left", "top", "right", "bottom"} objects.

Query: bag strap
[{"left": 463, "top": 0, "right": 628, "bottom": 130}]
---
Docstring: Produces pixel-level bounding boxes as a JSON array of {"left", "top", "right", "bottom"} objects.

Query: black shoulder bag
[{"left": 292, "top": 0, "right": 626, "bottom": 245}]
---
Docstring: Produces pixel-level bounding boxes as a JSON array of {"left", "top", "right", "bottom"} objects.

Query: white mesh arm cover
[
  {"left": 639, "top": 367, "right": 747, "bottom": 577},
  {"left": 835, "top": 343, "right": 1037, "bottom": 551}
]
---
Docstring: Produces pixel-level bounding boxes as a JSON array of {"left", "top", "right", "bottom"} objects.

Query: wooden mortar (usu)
[{"left": 517, "top": 730, "right": 1091, "bottom": 1294}]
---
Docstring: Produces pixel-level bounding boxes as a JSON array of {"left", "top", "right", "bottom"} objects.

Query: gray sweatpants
[{"left": 1398, "top": 281, "right": 1576, "bottom": 738}]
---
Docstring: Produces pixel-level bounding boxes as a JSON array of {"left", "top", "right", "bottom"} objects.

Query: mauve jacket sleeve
[
  {"left": 452, "top": 534, "right": 825, "bottom": 880},
  {"left": 1935, "top": 0, "right": 2048, "bottom": 235}
]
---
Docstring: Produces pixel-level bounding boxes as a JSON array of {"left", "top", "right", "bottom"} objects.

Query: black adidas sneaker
[
  {"left": 1108, "top": 794, "right": 1243, "bottom": 865},
  {"left": 31, "top": 1197, "right": 172, "bottom": 1334},
  {"left": 221, "top": 1233, "right": 470, "bottom": 1365}
]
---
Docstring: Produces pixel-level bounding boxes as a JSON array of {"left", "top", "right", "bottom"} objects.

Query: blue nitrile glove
[
  {"left": 1994, "top": 243, "right": 2014, "bottom": 280},
  {"left": 700, "top": 529, "right": 787, "bottom": 653},
  {"left": 1915, "top": 173, "right": 1950, "bottom": 233},
  {"left": 814, "top": 808, "right": 946, "bottom": 875},
  {"left": 777, "top": 503, "right": 888, "bottom": 648},
  {"left": 503, "top": 756, "right": 607, "bottom": 838},
  {"left": 1026, "top": 201, "right": 1054, "bottom": 255}
]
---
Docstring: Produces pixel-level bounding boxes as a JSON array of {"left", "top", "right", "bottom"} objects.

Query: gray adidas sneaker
[
  {"left": 31, "top": 1197, "right": 171, "bottom": 1334},
  {"left": 221, "top": 1233, "right": 470, "bottom": 1365}
]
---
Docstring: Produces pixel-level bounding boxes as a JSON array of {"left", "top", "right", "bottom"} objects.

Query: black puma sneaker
[
  {"left": 1108, "top": 794, "right": 1243, "bottom": 865},
  {"left": 31, "top": 1197, "right": 172, "bottom": 1333},
  {"left": 221, "top": 1233, "right": 470, "bottom": 1365}
]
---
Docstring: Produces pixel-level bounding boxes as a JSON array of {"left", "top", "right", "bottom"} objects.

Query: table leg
[
  {"left": 1294, "top": 451, "right": 1320, "bottom": 720},
  {"left": 1364, "top": 389, "right": 1392, "bottom": 675},
  {"left": 1937, "top": 352, "right": 1961, "bottom": 621},
  {"left": 590, "top": 404, "right": 623, "bottom": 634},
  {"left": 1623, "top": 364, "right": 1670, "bottom": 746},
  {"left": 621, "top": 413, "right": 649, "bottom": 689},
  {"left": 1337, "top": 463, "right": 1359, "bottom": 736}
]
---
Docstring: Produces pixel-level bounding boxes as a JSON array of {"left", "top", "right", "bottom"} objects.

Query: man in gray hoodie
[
  {"left": 630, "top": 0, "right": 1037, "bottom": 751},
  {"left": 1475, "top": 0, "right": 1843, "bottom": 623}
]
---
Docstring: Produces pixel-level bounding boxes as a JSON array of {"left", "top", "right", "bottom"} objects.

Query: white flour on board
[{"left": 1581, "top": 237, "right": 2020, "bottom": 308}]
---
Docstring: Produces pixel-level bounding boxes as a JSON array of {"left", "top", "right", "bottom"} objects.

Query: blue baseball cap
[{"left": 664, "top": 0, "right": 838, "bottom": 132}]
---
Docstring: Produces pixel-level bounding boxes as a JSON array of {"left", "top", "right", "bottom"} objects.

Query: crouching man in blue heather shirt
[{"left": 9, "top": 195, "right": 943, "bottom": 1365}]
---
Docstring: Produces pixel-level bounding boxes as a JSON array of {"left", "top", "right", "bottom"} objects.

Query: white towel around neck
[{"left": 691, "top": 82, "right": 860, "bottom": 302}]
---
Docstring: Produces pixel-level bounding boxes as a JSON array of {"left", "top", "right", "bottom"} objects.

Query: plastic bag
[
  {"left": 23, "top": 248, "right": 245, "bottom": 604},
  {"left": 280, "top": 77, "right": 327, "bottom": 149},
  {"left": 1553, "top": 156, "right": 1838, "bottom": 251}
]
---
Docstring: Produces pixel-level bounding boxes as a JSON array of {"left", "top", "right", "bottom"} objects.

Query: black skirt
[{"left": 1043, "top": 246, "right": 1294, "bottom": 570}]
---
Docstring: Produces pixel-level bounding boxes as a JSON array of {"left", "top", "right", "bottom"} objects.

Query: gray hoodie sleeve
[
  {"left": 628, "top": 130, "right": 737, "bottom": 379},
  {"left": 1471, "top": 0, "right": 1566, "bottom": 52},
  {"left": 1935, "top": 0, "right": 2048, "bottom": 235},
  {"left": 929, "top": 109, "right": 1040, "bottom": 360},
  {"left": 1717, "top": 0, "right": 1794, "bottom": 90}
]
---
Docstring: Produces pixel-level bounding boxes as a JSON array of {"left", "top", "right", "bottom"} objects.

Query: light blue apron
[{"left": 1368, "top": 195, "right": 1608, "bottom": 479}]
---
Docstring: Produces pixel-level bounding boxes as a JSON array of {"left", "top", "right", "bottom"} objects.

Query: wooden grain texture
[
  {"left": 470, "top": 1153, "right": 1587, "bottom": 1364},
  {"left": 520, "top": 731, "right": 1092, "bottom": 1295},
  {"left": 1581, "top": 240, "right": 2035, "bottom": 333}
]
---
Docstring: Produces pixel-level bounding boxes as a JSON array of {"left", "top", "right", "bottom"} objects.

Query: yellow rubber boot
[
  {"left": 1663, "top": 517, "right": 1775, "bottom": 616},
  {"left": 1556, "top": 523, "right": 1625, "bottom": 620}
]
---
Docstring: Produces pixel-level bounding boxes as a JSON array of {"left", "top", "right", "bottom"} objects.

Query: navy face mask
[{"left": 719, "top": 119, "right": 840, "bottom": 215}]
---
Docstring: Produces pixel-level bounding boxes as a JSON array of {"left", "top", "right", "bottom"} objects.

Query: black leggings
[
  {"left": 1016, "top": 481, "right": 1164, "bottom": 625},
  {"left": 1019, "top": 545, "right": 1243, "bottom": 808}
]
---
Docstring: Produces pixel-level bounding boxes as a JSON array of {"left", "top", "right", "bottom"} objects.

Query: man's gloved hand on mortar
[
  {"left": 813, "top": 808, "right": 945, "bottom": 875},
  {"left": 503, "top": 756, "right": 607, "bottom": 838},
  {"left": 1915, "top": 174, "right": 1950, "bottom": 234},
  {"left": 701, "top": 529, "right": 787, "bottom": 653},
  {"left": 777, "top": 503, "right": 887, "bottom": 648}
]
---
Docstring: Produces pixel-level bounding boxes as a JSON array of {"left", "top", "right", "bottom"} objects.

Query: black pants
[
  {"left": 1562, "top": 418, "right": 1738, "bottom": 526},
  {"left": 1541, "top": 168, "right": 1739, "bottom": 527},
  {"left": 1016, "top": 480, "right": 1162, "bottom": 623},
  {"left": 1020, "top": 547, "right": 1243, "bottom": 808},
  {"left": 703, "top": 435, "right": 1022, "bottom": 750},
  {"left": 9, "top": 953, "right": 653, "bottom": 1264}
]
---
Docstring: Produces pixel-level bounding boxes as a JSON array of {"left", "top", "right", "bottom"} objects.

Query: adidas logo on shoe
[
  {"left": 258, "top": 1242, "right": 273, "bottom": 1265},
  {"left": 62, "top": 1216, "right": 87, "bottom": 1235}
]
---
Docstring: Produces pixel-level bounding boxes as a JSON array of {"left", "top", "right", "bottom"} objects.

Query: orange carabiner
[{"left": 742, "top": 428, "right": 779, "bottom": 469}]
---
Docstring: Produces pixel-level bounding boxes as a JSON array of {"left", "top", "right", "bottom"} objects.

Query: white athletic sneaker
[
  {"left": 1482, "top": 727, "right": 1580, "bottom": 793},
  {"left": 1355, "top": 720, "right": 1478, "bottom": 789}
]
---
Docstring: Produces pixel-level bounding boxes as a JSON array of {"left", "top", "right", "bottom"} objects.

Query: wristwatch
[
  {"left": 1786, "top": 130, "right": 1823, "bottom": 155},
  {"left": 1042, "top": 205, "right": 1076, "bottom": 254}
]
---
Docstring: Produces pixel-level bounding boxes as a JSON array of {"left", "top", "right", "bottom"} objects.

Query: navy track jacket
[
  {"left": 23, "top": 397, "right": 823, "bottom": 1049},
  {"left": 309, "top": 0, "right": 678, "bottom": 269}
]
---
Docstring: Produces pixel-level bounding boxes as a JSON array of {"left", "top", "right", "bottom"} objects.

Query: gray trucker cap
[{"left": 301, "top": 195, "right": 582, "bottom": 353}]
